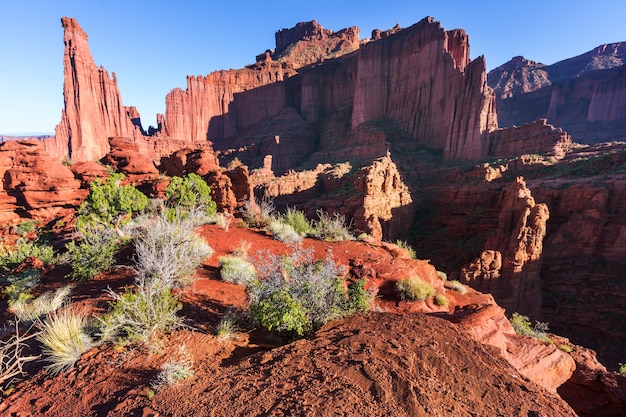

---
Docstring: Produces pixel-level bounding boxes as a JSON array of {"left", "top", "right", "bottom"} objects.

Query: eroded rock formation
[
  {"left": 350, "top": 155, "right": 414, "bottom": 240},
  {"left": 46, "top": 16, "right": 517, "bottom": 170},
  {"left": 487, "top": 118, "right": 572, "bottom": 159},
  {"left": 460, "top": 177, "right": 549, "bottom": 318},
  {"left": 272, "top": 20, "right": 360, "bottom": 68},
  {"left": 0, "top": 139, "right": 86, "bottom": 223}
]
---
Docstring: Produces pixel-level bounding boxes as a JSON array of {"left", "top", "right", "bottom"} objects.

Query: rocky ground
[{"left": 0, "top": 224, "right": 586, "bottom": 417}]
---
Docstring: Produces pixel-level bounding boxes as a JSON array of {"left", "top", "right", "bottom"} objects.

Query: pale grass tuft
[
  {"left": 268, "top": 221, "right": 303, "bottom": 244},
  {"left": 314, "top": 209, "right": 354, "bottom": 242},
  {"left": 36, "top": 307, "right": 94, "bottom": 375},
  {"left": 445, "top": 280, "right": 467, "bottom": 294},
  {"left": 218, "top": 256, "right": 257, "bottom": 286},
  {"left": 10, "top": 285, "right": 74, "bottom": 322},
  {"left": 151, "top": 344, "right": 194, "bottom": 392},
  {"left": 215, "top": 314, "right": 240, "bottom": 341},
  {"left": 396, "top": 277, "right": 435, "bottom": 301}
]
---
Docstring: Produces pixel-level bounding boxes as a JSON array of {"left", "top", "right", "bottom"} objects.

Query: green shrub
[
  {"left": 76, "top": 173, "right": 148, "bottom": 231},
  {"left": 247, "top": 248, "right": 363, "bottom": 341},
  {"left": 0, "top": 238, "right": 55, "bottom": 276},
  {"left": 509, "top": 312, "right": 552, "bottom": 343},
  {"left": 99, "top": 281, "right": 182, "bottom": 345},
  {"left": 280, "top": 208, "right": 314, "bottom": 237},
  {"left": 36, "top": 307, "right": 94, "bottom": 375},
  {"left": 313, "top": 210, "right": 354, "bottom": 242},
  {"left": 65, "top": 227, "right": 120, "bottom": 281},
  {"left": 10, "top": 285, "right": 73, "bottom": 322},
  {"left": 396, "top": 277, "right": 435, "bottom": 301},
  {"left": 445, "top": 280, "right": 467, "bottom": 294},
  {"left": 268, "top": 221, "right": 303, "bottom": 244},
  {"left": 133, "top": 212, "right": 213, "bottom": 287},
  {"left": 218, "top": 256, "right": 257, "bottom": 285},
  {"left": 619, "top": 364, "right": 626, "bottom": 377},
  {"left": 345, "top": 278, "right": 372, "bottom": 314},
  {"left": 2, "top": 269, "right": 41, "bottom": 306},
  {"left": 164, "top": 173, "right": 216, "bottom": 218},
  {"left": 436, "top": 271, "right": 448, "bottom": 281},
  {"left": 250, "top": 289, "right": 310, "bottom": 338},
  {"left": 14, "top": 220, "right": 37, "bottom": 237},
  {"left": 558, "top": 344, "right": 573, "bottom": 353}
]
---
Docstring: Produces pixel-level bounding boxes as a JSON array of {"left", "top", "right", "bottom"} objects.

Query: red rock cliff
[{"left": 351, "top": 17, "right": 498, "bottom": 160}]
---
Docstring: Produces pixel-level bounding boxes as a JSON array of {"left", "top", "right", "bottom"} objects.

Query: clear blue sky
[{"left": 1, "top": 0, "right": 624, "bottom": 135}]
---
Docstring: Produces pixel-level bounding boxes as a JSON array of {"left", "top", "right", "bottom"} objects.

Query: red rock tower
[{"left": 48, "top": 17, "right": 144, "bottom": 161}]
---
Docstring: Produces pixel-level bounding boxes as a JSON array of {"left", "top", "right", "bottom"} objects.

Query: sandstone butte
[{"left": 1, "top": 15, "right": 626, "bottom": 417}]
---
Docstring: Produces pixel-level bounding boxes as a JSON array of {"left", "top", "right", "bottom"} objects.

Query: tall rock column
[
  {"left": 461, "top": 177, "right": 549, "bottom": 317},
  {"left": 49, "top": 17, "right": 144, "bottom": 162}
]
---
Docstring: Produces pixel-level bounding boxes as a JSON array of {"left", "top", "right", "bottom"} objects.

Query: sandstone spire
[{"left": 49, "top": 17, "right": 144, "bottom": 162}]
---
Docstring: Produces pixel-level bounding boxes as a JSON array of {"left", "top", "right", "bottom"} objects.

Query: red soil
[{"left": 0, "top": 225, "right": 576, "bottom": 416}]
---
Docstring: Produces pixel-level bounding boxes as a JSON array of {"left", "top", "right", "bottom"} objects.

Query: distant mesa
[{"left": 488, "top": 42, "right": 626, "bottom": 143}]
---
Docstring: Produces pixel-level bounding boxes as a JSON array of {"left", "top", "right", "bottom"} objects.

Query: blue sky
[{"left": 1, "top": 0, "right": 624, "bottom": 135}]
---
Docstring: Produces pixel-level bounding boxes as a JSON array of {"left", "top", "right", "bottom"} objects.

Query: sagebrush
[{"left": 248, "top": 248, "right": 369, "bottom": 340}]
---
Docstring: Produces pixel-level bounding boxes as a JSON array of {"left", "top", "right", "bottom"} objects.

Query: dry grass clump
[
  {"left": 215, "top": 313, "right": 240, "bottom": 341},
  {"left": 242, "top": 196, "right": 276, "bottom": 228},
  {"left": 150, "top": 344, "right": 194, "bottom": 392},
  {"left": 396, "top": 277, "right": 435, "bottom": 301},
  {"left": 434, "top": 294, "right": 449, "bottom": 307},
  {"left": 313, "top": 210, "right": 354, "bottom": 242},
  {"left": 218, "top": 255, "right": 257, "bottom": 286},
  {"left": 445, "top": 280, "right": 467, "bottom": 294},
  {"left": 36, "top": 307, "right": 94, "bottom": 375},
  {"left": 10, "top": 285, "right": 73, "bottom": 322},
  {"left": 1, "top": 321, "right": 40, "bottom": 387}
]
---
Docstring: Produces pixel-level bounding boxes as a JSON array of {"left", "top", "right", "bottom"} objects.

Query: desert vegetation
[
  {"left": 509, "top": 312, "right": 552, "bottom": 343},
  {"left": 0, "top": 171, "right": 373, "bottom": 394},
  {"left": 396, "top": 276, "right": 435, "bottom": 301},
  {"left": 247, "top": 248, "right": 370, "bottom": 341}
]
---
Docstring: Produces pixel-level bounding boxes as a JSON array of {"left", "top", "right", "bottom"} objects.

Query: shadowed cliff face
[{"left": 403, "top": 142, "right": 626, "bottom": 371}]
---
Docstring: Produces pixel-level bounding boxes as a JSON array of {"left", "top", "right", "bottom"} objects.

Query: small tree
[
  {"left": 65, "top": 227, "right": 120, "bottom": 281},
  {"left": 164, "top": 173, "right": 217, "bottom": 217},
  {"left": 76, "top": 173, "right": 148, "bottom": 233}
]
